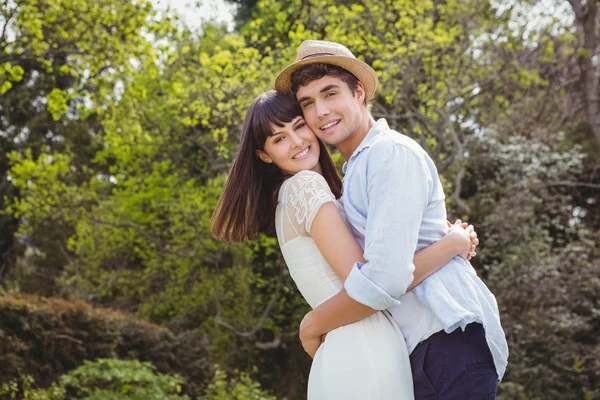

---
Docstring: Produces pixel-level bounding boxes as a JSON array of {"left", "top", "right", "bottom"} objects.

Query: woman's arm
[
  {"left": 310, "top": 203, "right": 474, "bottom": 288},
  {"left": 407, "top": 221, "right": 473, "bottom": 291},
  {"left": 310, "top": 202, "right": 365, "bottom": 282},
  {"left": 303, "top": 202, "right": 474, "bottom": 357}
]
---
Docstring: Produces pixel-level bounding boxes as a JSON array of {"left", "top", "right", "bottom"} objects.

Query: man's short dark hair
[{"left": 291, "top": 63, "right": 367, "bottom": 106}]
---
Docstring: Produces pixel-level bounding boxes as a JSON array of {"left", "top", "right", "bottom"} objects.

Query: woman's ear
[{"left": 256, "top": 149, "right": 272, "bottom": 164}]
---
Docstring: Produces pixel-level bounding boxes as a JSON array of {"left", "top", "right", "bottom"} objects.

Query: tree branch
[
  {"left": 547, "top": 180, "right": 600, "bottom": 189},
  {"left": 55, "top": 334, "right": 84, "bottom": 345},
  {"left": 0, "top": 8, "right": 16, "bottom": 48},
  {"left": 569, "top": 0, "right": 600, "bottom": 143},
  {"left": 0, "top": 260, "right": 7, "bottom": 283},
  {"left": 434, "top": 106, "right": 472, "bottom": 213},
  {"left": 255, "top": 331, "right": 297, "bottom": 350},
  {"left": 452, "top": 164, "right": 471, "bottom": 214},
  {"left": 215, "top": 267, "right": 285, "bottom": 341},
  {"left": 567, "top": 0, "right": 584, "bottom": 20},
  {"left": 355, "top": 0, "right": 386, "bottom": 42},
  {"left": 91, "top": 218, "right": 166, "bottom": 250}
]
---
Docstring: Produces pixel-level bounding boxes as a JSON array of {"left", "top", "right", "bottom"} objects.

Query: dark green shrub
[
  {"left": 0, "top": 359, "right": 188, "bottom": 399},
  {"left": 0, "top": 295, "right": 210, "bottom": 395}
]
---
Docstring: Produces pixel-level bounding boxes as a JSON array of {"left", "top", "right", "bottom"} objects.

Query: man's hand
[{"left": 299, "top": 311, "right": 323, "bottom": 359}]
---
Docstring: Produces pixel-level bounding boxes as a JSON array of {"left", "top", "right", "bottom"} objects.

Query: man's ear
[
  {"left": 355, "top": 81, "right": 366, "bottom": 105},
  {"left": 256, "top": 149, "right": 272, "bottom": 164}
]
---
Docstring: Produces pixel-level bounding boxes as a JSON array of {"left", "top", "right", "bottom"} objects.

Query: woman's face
[{"left": 256, "top": 116, "right": 322, "bottom": 176}]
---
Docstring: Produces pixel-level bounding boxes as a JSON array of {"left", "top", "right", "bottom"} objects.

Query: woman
[{"left": 211, "top": 91, "right": 478, "bottom": 399}]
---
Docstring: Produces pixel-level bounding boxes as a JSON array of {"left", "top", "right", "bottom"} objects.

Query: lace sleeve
[{"left": 282, "top": 170, "right": 336, "bottom": 235}]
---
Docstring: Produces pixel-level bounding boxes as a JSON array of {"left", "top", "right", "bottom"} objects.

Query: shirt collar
[{"left": 342, "top": 118, "right": 390, "bottom": 174}]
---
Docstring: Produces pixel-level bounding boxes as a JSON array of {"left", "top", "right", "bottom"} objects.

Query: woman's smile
[{"left": 293, "top": 145, "right": 312, "bottom": 160}]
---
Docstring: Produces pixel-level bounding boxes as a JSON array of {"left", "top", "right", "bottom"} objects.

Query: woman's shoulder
[
  {"left": 280, "top": 170, "right": 334, "bottom": 204},
  {"left": 290, "top": 169, "right": 326, "bottom": 181},
  {"left": 281, "top": 170, "right": 328, "bottom": 190}
]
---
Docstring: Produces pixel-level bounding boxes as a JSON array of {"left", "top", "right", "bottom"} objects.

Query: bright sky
[
  {"left": 151, "top": 0, "right": 236, "bottom": 30},
  {"left": 153, "top": 0, "right": 572, "bottom": 36}
]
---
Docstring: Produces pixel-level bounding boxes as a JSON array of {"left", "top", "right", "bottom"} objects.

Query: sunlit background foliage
[{"left": 0, "top": 0, "right": 599, "bottom": 398}]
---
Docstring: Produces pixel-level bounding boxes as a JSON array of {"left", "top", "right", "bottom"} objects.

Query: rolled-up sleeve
[{"left": 344, "top": 139, "right": 432, "bottom": 310}]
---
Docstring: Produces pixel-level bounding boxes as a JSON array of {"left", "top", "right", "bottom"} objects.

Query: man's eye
[
  {"left": 326, "top": 92, "right": 336, "bottom": 97},
  {"left": 302, "top": 101, "right": 313, "bottom": 108}
]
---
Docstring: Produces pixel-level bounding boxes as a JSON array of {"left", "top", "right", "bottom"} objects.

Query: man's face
[{"left": 295, "top": 75, "right": 365, "bottom": 147}]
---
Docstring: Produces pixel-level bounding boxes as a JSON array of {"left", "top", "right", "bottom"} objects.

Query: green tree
[
  {"left": 5, "top": 19, "right": 305, "bottom": 394},
  {"left": 0, "top": 0, "right": 176, "bottom": 294},
  {"left": 4, "top": 0, "right": 598, "bottom": 398},
  {"left": 463, "top": 133, "right": 600, "bottom": 399}
]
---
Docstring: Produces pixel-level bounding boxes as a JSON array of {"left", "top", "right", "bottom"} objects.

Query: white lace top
[{"left": 275, "top": 170, "right": 344, "bottom": 308}]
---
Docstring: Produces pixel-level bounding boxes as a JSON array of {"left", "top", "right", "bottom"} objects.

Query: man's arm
[
  {"left": 300, "top": 289, "right": 374, "bottom": 357},
  {"left": 300, "top": 139, "right": 432, "bottom": 356}
]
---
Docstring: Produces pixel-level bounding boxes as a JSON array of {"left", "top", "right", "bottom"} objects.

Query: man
[{"left": 274, "top": 40, "right": 508, "bottom": 399}]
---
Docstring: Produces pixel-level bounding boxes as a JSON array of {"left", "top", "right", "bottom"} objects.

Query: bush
[
  {"left": 0, "top": 375, "right": 62, "bottom": 399},
  {"left": 0, "top": 359, "right": 188, "bottom": 400},
  {"left": 0, "top": 362, "right": 279, "bottom": 400},
  {"left": 58, "top": 358, "right": 188, "bottom": 400},
  {"left": 199, "top": 369, "right": 278, "bottom": 400},
  {"left": 0, "top": 295, "right": 210, "bottom": 395}
]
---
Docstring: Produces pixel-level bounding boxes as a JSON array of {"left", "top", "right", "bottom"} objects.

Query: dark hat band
[{"left": 301, "top": 52, "right": 335, "bottom": 60}]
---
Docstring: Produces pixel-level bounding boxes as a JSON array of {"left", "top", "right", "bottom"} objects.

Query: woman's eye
[
  {"left": 275, "top": 136, "right": 285, "bottom": 143},
  {"left": 294, "top": 123, "right": 306, "bottom": 130}
]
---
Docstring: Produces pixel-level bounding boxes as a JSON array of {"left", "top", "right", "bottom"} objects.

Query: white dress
[{"left": 275, "top": 170, "right": 415, "bottom": 400}]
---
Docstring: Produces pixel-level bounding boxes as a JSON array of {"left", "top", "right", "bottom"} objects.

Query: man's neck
[{"left": 339, "top": 114, "right": 376, "bottom": 161}]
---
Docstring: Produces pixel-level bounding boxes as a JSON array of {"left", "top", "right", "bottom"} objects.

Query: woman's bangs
[{"left": 251, "top": 92, "right": 302, "bottom": 145}]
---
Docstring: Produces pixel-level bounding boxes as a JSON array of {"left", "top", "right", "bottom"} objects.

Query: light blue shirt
[{"left": 342, "top": 118, "right": 508, "bottom": 379}]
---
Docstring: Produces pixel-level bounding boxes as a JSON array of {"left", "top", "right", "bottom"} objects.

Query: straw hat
[{"left": 274, "top": 40, "right": 378, "bottom": 99}]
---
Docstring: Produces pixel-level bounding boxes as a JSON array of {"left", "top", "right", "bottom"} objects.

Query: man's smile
[{"left": 320, "top": 119, "right": 341, "bottom": 132}]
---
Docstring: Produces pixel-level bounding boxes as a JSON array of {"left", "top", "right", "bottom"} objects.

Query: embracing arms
[
  {"left": 301, "top": 196, "right": 476, "bottom": 357},
  {"left": 311, "top": 203, "right": 474, "bottom": 287},
  {"left": 298, "top": 139, "right": 478, "bottom": 357}
]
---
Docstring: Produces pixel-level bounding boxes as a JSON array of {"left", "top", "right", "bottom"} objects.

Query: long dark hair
[{"left": 211, "top": 90, "right": 343, "bottom": 243}]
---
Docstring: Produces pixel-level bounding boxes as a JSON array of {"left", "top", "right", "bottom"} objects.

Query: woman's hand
[
  {"left": 299, "top": 312, "right": 323, "bottom": 359},
  {"left": 446, "top": 219, "right": 479, "bottom": 260}
]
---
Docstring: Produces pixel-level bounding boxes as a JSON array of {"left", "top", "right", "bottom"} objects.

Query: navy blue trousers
[{"left": 409, "top": 323, "right": 498, "bottom": 400}]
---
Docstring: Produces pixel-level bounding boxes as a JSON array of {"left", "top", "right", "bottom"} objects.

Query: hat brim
[{"left": 274, "top": 55, "right": 378, "bottom": 99}]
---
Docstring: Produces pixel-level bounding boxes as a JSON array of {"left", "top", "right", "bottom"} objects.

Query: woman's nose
[{"left": 289, "top": 132, "right": 303, "bottom": 147}]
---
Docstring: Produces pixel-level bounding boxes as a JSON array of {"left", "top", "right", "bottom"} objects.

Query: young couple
[{"left": 212, "top": 40, "right": 508, "bottom": 399}]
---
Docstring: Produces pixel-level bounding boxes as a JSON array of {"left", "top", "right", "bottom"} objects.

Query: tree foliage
[
  {"left": 1, "top": 0, "right": 599, "bottom": 399},
  {"left": 0, "top": 0, "right": 177, "bottom": 293}
]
